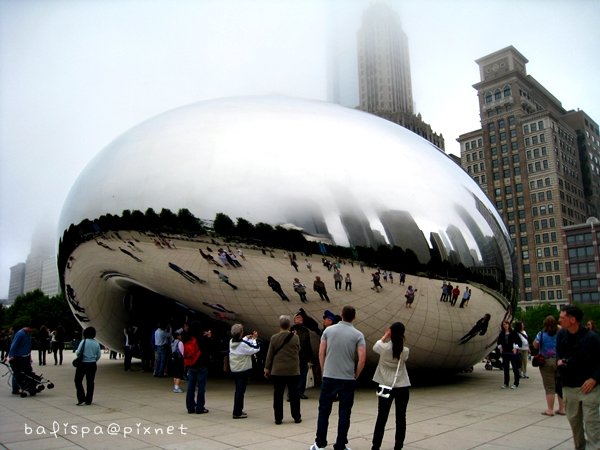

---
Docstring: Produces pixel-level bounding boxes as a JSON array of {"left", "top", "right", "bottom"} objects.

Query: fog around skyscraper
[{"left": 1, "top": 0, "right": 598, "bottom": 298}]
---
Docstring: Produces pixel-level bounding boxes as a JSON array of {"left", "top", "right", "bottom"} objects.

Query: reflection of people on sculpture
[
  {"left": 168, "top": 262, "right": 198, "bottom": 283},
  {"left": 96, "top": 240, "right": 114, "bottom": 250},
  {"left": 404, "top": 286, "right": 417, "bottom": 308},
  {"left": 213, "top": 270, "right": 238, "bottom": 290},
  {"left": 185, "top": 270, "right": 206, "bottom": 284},
  {"left": 199, "top": 249, "right": 222, "bottom": 267},
  {"left": 371, "top": 272, "right": 382, "bottom": 292},
  {"left": 119, "top": 247, "right": 142, "bottom": 262},
  {"left": 313, "top": 276, "right": 330, "bottom": 302},
  {"left": 293, "top": 278, "right": 309, "bottom": 303},
  {"left": 267, "top": 276, "right": 289, "bottom": 301},
  {"left": 458, "top": 314, "right": 491, "bottom": 344},
  {"left": 203, "top": 302, "right": 235, "bottom": 313}
]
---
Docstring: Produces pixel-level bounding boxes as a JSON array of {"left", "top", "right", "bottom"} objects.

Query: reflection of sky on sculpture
[{"left": 60, "top": 97, "right": 507, "bottom": 266}]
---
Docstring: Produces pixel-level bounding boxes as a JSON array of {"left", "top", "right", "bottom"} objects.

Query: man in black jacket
[{"left": 557, "top": 305, "right": 600, "bottom": 450}]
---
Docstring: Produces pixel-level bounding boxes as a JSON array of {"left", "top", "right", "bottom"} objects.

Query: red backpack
[{"left": 183, "top": 337, "right": 201, "bottom": 368}]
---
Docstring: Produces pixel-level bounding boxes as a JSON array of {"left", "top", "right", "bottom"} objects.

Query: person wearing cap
[
  {"left": 322, "top": 310, "right": 339, "bottom": 330},
  {"left": 310, "top": 305, "right": 366, "bottom": 450}
]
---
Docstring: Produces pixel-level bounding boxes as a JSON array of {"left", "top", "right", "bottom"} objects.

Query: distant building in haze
[
  {"left": 458, "top": 45, "right": 597, "bottom": 308},
  {"left": 8, "top": 262, "right": 26, "bottom": 304},
  {"left": 356, "top": 1, "right": 445, "bottom": 150},
  {"left": 12, "top": 226, "right": 61, "bottom": 300}
]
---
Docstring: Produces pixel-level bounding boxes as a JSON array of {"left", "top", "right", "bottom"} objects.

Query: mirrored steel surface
[{"left": 59, "top": 96, "right": 516, "bottom": 370}]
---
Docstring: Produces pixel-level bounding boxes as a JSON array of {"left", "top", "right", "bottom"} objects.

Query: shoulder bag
[
  {"left": 376, "top": 355, "right": 402, "bottom": 398},
  {"left": 73, "top": 339, "right": 86, "bottom": 367},
  {"left": 532, "top": 332, "right": 545, "bottom": 367}
]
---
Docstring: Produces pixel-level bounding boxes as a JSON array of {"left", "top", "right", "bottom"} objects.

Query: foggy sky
[{"left": 1, "top": 0, "right": 599, "bottom": 298}]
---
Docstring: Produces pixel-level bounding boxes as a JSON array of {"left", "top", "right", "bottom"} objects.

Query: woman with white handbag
[{"left": 371, "top": 322, "right": 411, "bottom": 450}]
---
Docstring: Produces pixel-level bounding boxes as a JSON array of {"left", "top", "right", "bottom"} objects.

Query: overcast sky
[{"left": 1, "top": 0, "right": 599, "bottom": 298}]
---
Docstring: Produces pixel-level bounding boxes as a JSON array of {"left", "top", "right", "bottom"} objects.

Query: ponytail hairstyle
[{"left": 390, "top": 322, "right": 406, "bottom": 360}]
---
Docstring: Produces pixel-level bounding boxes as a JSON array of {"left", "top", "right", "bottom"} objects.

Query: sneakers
[
  {"left": 510, "top": 384, "right": 519, "bottom": 389},
  {"left": 173, "top": 387, "right": 184, "bottom": 393},
  {"left": 232, "top": 412, "right": 248, "bottom": 419},
  {"left": 309, "top": 444, "right": 325, "bottom": 450},
  {"left": 501, "top": 384, "right": 508, "bottom": 389}
]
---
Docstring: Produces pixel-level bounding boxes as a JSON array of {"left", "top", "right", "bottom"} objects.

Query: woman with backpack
[
  {"left": 183, "top": 322, "right": 211, "bottom": 414},
  {"left": 171, "top": 329, "right": 185, "bottom": 393}
]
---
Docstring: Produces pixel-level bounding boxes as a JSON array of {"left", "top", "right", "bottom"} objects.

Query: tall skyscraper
[
  {"left": 459, "top": 46, "right": 595, "bottom": 308},
  {"left": 356, "top": 1, "right": 445, "bottom": 150},
  {"left": 8, "top": 262, "right": 26, "bottom": 304}
]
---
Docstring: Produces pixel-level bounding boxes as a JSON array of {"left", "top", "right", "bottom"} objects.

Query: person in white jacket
[
  {"left": 229, "top": 323, "right": 260, "bottom": 419},
  {"left": 371, "top": 322, "right": 411, "bottom": 450}
]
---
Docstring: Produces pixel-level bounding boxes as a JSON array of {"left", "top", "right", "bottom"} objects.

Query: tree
[
  {"left": 213, "top": 213, "right": 235, "bottom": 237},
  {"left": 2, "top": 290, "right": 78, "bottom": 339}
]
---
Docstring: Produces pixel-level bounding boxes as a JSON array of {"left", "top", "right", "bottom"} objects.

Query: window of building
[
  {"left": 524, "top": 124, "right": 529, "bottom": 134},
  {"left": 504, "top": 86, "right": 512, "bottom": 97},
  {"left": 522, "top": 250, "right": 529, "bottom": 259},
  {"left": 494, "top": 90, "right": 501, "bottom": 100},
  {"left": 485, "top": 92, "right": 493, "bottom": 103}
]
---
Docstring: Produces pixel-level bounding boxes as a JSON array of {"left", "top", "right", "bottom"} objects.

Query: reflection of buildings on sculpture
[
  {"left": 459, "top": 46, "right": 599, "bottom": 307},
  {"left": 356, "top": 1, "right": 445, "bottom": 150},
  {"left": 58, "top": 96, "right": 516, "bottom": 371}
]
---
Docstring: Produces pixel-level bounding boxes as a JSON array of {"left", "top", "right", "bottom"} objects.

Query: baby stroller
[
  {"left": 1, "top": 360, "right": 55, "bottom": 397},
  {"left": 483, "top": 348, "right": 503, "bottom": 370}
]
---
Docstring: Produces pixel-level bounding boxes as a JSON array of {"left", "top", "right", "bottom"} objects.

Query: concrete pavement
[{"left": 0, "top": 352, "right": 575, "bottom": 450}]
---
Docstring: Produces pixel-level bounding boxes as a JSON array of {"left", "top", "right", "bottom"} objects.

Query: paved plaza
[{"left": 0, "top": 352, "right": 575, "bottom": 450}]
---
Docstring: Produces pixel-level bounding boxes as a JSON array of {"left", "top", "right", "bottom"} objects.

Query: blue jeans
[
  {"left": 315, "top": 377, "right": 356, "bottom": 450},
  {"left": 232, "top": 369, "right": 251, "bottom": 416},
  {"left": 372, "top": 386, "right": 409, "bottom": 450},
  {"left": 186, "top": 367, "right": 208, "bottom": 413},
  {"left": 154, "top": 345, "right": 167, "bottom": 376}
]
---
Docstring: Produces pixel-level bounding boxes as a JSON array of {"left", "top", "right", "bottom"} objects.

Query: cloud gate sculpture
[{"left": 58, "top": 96, "right": 516, "bottom": 371}]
